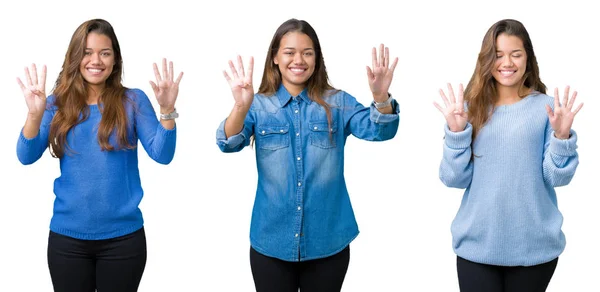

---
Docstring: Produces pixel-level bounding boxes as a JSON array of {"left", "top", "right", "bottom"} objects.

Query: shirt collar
[{"left": 276, "top": 84, "right": 311, "bottom": 107}]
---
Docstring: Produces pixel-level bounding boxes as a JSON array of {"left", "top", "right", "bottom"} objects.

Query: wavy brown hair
[
  {"left": 258, "top": 18, "right": 337, "bottom": 128},
  {"left": 465, "top": 19, "right": 547, "bottom": 141},
  {"left": 49, "top": 19, "right": 131, "bottom": 158}
]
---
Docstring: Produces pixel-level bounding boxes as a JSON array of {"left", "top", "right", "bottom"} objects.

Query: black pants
[
  {"left": 47, "top": 227, "right": 147, "bottom": 292},
  {"left": 250, "top": 246, "right": 350, "bottom": 292},
  {"left": 457, "top": 256, "right": 558, "bottom": 292}
]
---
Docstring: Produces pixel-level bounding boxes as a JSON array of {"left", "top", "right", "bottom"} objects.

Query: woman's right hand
[
  {"left": 223, "top": 56, "right": 254, "bottom": 110},
  {"left": 17, "top": 64, "right": 47, "bottom": 117},
  {"left": 434, "top": 83, "right": 469, "bottom": 132}
]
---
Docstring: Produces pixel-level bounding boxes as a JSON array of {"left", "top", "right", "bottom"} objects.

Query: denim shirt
[{"left": 216, "top": 84, "right": 399, "bottom": 261}]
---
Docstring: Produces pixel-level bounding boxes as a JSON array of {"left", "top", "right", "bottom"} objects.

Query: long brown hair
[
  {"left": 258, "top": 18, "right": 337, "bottom": 128},
  {"left": 49, "top": 19, "right": 131, "bottom": 158},
  {"left": 465, "top": 19, "right": 547, "bottom": 141}
]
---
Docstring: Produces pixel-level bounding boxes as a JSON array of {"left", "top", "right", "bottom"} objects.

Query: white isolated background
[{"left": 0, "top": 0, "right": 598, "bottom": 291}]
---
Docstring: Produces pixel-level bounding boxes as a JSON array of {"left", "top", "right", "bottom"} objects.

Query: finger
[
  {"left": 384, "top": 46, "right": 389, "bottom": 68},
  {"left": 447, "top": 83, "right": 456, "bottom": 104},
  {"left": 25, "top": 66, "right": 33, "bottom": 86},
  {"left": 456, "top": 83, "right": 465, "bottom": 112},
  {"left": 162, "top": 58, "right": 168, "bottom": 81},
  {"left": 371, "top": 47, "right": 377, "bottom": 69},
  {"left": 572, "top": 102, "right": 584, "bottom": 115},
  {"left": 153, "top": 62, "right": 162, "bottom": 83},
  {"left": 553, "top": 88, "right": 560, "bottom": 110},
  {"left": 175, "top": 72, "right": 184, "bottom": 85},
  {"left": 237, "top": 55, "right": 245, "bottom": 77},
  {"left": 40, "top": 65, "right": 47, "bottom": 90},
  {"left": 17, "top": 77, "right": 26, "bottom": 91},
  {"left": 149, "top": 81, "right": 158, "bottom": 94},
  {"left": 439, "top": 89, "right": 450, "bottom": 107},
  {"left": 223, "top": 70, "right": 232, "bottom": 82},
  {"left": 366, "top": 66, "right": 374, "bottom": 80},
  {"left": 378, "top": 44, "right": 384, "bottom": 68},
  {"left": 247, "top": 56, "right": 254, "bottom": 82},
  {"left": 566, "top": 90, "right": 577, "bottom": 109},
  {"left": 433, "top": 101, "right": 445, "bottom": 114},
  {"left": 545, "top": 104, "right": 554, "bottom": 118},
  {"left": 228, "top": 60, "right": 239, "bottom": 79},
  {"left": 31, "top": 64, "right": 38, "bottom": 85},
  {"left": 389, "top": 57, "right": 398, "bottom": 73},
  {"left": 562, "top": 86, "right": 569, "bottom": 108},
  {"left": 169, "top": 61, "right": 174, "bottom": 81}
]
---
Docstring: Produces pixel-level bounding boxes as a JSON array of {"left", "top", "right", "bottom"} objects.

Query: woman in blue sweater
[
  {"left": 217, "top": 18, "right": 399, "bottom": 292},
  {"left": 434, "top": 19, "right": 583, "bottom": 292},
  {"left": 16, "top": 19, "right": 183, "bottom": 292}
]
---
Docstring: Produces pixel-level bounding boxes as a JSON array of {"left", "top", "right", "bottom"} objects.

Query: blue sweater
[
  {"left": 17, "top": 89, "right": 176, "bottom": 240},
  {"left": 439, "top": 92, "right": 579, "bottom": 266}
]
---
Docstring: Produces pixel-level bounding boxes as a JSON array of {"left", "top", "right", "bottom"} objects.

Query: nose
[
  {"left": 293, "top": 52, "right": 304, "bottom": 64},
  {"left": 91, "top": 53, "right": 102, "bottom": 64},
  {"left": 501, "top": 56, "right": 514, "bottom": 67}
]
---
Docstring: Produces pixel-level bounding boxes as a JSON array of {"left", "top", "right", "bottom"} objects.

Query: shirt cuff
[
  {"left": 549, "top": 129, "right": 578, "bottom": 157},
  {"left": 444, "top": 123, "right": 472, "bottom": 149}
]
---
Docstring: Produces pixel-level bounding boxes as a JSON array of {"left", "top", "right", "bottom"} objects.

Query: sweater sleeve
[
  {"left": 542, "top": 120, "right": 579, "bottom": 187},
  {"left": 439, "top": 123, "right": 474, "bottom": 189},
  {"left": 16, "top": 96, "right": 55, "bottom": 165},
  {"left": 131, "top": 89, "right": 176, "bottom": 164}
]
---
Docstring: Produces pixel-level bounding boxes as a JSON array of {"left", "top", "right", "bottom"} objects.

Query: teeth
[
  {"left": 88, "top": 69, "right": 102, "bottom": 73},
  {"left": 499, "top": 70, "right": 515, "bottom": 77},
  {"left": 290, "top": 68, "right": 305, "bottom": 73}
]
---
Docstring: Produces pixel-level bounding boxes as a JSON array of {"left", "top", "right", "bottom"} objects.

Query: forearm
[
  {"left": 224, "top": 106, "right": 249, "bottom": 139},
  {"left": 22, "top": 113, "right": 44, "bottom": 139}
]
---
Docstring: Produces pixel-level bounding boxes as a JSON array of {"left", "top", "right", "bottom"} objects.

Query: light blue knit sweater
[{"left": 439, "top": 92, "right": 579, "bottom": 266}]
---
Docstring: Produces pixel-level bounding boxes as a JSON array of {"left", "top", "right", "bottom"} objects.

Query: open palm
[
  {"left": 17, "top": 64, "right": 47, "bottom": 117},
  {"left": 150, "top": 58, "right": 183, "bottom": 112},
  {"left": 434, "top": 83, "right": 469, "bottom": 132},
  {"left": 546, "top": 86, "right": 583, "bottom": 139},
  {"left": 223, "top": 56, "right": 254, "bottom": 109},
  {"left": 366, "top": 44, "right": 398, "bottom": 101}
]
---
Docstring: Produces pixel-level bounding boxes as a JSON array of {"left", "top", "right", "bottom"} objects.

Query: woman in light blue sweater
[
  {"left": 434, "top": 19, "right": 583, "bottom": 292},
  {"left": 16, "top": 19, "right": 183, "bottom": 292}
]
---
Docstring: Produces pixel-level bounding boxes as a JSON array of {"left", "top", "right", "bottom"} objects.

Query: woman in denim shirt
[{"left": 216, "top": 18, "right": 399, "bottom": 292}]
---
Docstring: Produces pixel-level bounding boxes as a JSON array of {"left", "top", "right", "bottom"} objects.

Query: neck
[
  {"left": 87, "top": 85, "right": 103, "bottom": 105},
  {"left": 496, "top": 84, "right": 529, "bottom": 106},
  {"left": 283, "top": 82, "right": 305, "bottom": 97}
]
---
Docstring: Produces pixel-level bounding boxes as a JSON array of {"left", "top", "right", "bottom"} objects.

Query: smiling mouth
[
  {"left": 498, "top": 70, "right": 517, "bottom": 77},
  {"left": 87, "top": 68, "right": 104, "bottom": 74},
  {"left": 289, "top": 68, "right": 306, "bottom": 75}
]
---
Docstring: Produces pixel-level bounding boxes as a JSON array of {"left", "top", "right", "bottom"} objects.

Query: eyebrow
[
  {"left": 282, "top": 47, "right": 314, "bottom": 51},
  {"left": 496, "top": 49, "right": 523, "bottom": 53},
  {"left": 85, "top": 48, "right": 112, "bottom": 51}
]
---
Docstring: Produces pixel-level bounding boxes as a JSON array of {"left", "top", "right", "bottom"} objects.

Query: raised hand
[
  {"left": 223, "top": 55, "right": 254, "bottom": 110},
  {"left": 17, "top": 64, "right": 47, "bottom": 117},
  {"left": 150, "top": 58, "right": 183, "bottom": 113},
  {"left": 434, "top": 83, "right": 469, "bottom": 132},
  {"left": 366, "top": 44, "right": 398, "bottom": 102},
  {"left": 546, "top": 86, "right": 583, "bottom": 139}
]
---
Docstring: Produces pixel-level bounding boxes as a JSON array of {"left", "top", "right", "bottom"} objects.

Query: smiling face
[
  {"left": 273, "top": 31, "right": 316, "bottom": 96},
  {"left": 79, "top": 32, "right": 115, "bottom": 92},
  {"left": 491, "top": 33, "right": 527, "bottom": 90}
]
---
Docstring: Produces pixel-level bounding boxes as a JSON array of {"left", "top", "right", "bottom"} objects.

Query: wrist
[
  {"left": 372, "top": 92, "right": 389, "bottom": 103},
  {"left": 160, "top": 107, "right": 175, "bottom": 114},
  {"left": 373, "top": 93, "right": 393, "bottom": 109},
  {"left": 554, "top": 132, "right": 570, "bottom": 140}
]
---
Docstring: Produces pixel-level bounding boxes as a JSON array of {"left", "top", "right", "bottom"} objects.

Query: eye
[
  {"left": 496, "top": 54, "right": 503, "bottom": 59},
  {"left": 101, "top": 52, "right": 111, "bottom": 56},
  {"left": 512, "top": 54, "right": 522, "bottom": 58},
  {"left": 84, "top": 51, "right": 92, "bottom": 56},
  {"left": 304, "top": 52, "right": 314, "bottom": 56},
  {"left": 284, "top": 52, "right": 294, "bottom": 55}
]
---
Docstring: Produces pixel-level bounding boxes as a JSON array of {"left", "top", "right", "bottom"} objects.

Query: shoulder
[
  {"left": 529, "top": 91, "right": 553, "bottom": 106},
  {"left": 125, "top": 88, "right": 151, "bottom": 104}
]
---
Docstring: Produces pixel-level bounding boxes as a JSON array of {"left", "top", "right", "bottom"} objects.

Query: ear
[{"left": 274, "top": 57, "right": 279, "bottom": 65}]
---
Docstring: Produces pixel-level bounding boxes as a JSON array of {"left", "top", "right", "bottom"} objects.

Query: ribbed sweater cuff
[{"left": 444, "top": 123, "right": 472, "bottom": 149}]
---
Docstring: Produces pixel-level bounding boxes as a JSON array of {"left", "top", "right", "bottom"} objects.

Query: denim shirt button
[
  {"left": 296, "top": 133, "right": 300, "bottom": 136},
  {"left": 261, "top": 130, "right": 265, "bottom": 135},
  {"left": 297, "top": 206, "right": 301, "bottom": 210},
  {"left": 297, "top": 157, "right": 301, "bottom": 161},
  {"left": 297, "top": 182, "right": 302, "bottom": 186},
  {"left": 295, "top": 110, "right": 299, "bottom": 114},
  {"left": 313, "top": 126, "right": 318, "bottom": 130},
  {"left": 295, "top": 233, "right": 299, "bottom": 237}
]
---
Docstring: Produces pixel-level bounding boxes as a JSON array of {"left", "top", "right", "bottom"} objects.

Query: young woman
[
  {"left": 216, "top": 18, "right": 400, "bottom": 291},
  {"left": 16, "top": 18, "right": 183, "bottom": 292},
  {"left": 434, "top": 19, "right": 583, "bottom": 292}
]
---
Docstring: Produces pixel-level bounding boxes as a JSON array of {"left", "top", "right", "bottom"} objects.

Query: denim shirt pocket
[
  {"left": 256, "top": 125, "right": 290, "bottom": 150},
  {"left": 309, "top": 121, "right": 338, "bottom": 149}
]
